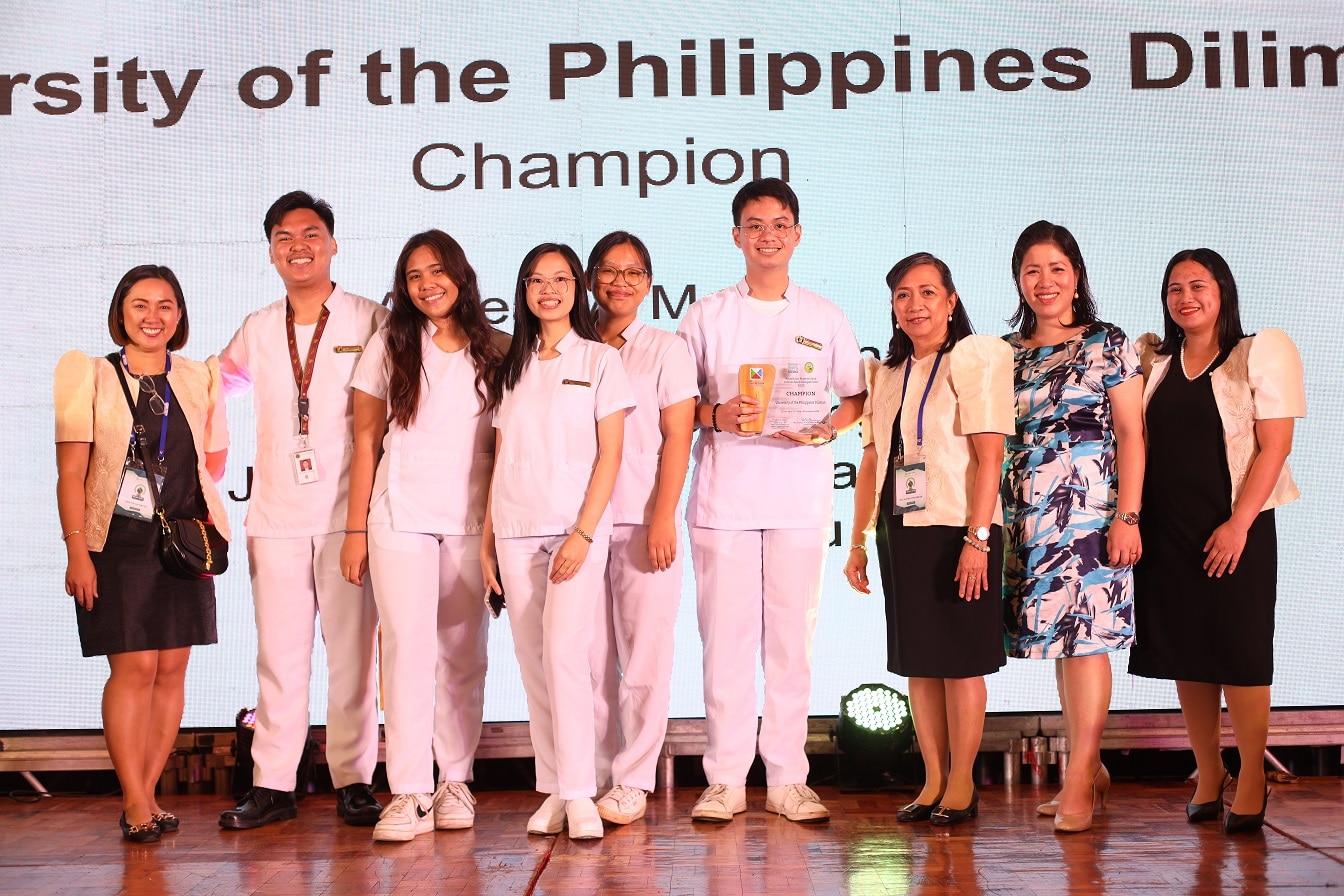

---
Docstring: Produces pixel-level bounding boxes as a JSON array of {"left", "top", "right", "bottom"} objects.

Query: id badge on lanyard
[
  {"left": 114, "top": 457, "right": 164, "bottom": 520},
  {"left": 889, "top": 351, "right": 942, "bottom": 515},
  {"left": 288, "top": 302, "right": 330, "bottom": 485}
]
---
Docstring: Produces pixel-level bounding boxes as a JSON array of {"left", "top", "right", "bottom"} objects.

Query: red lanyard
[{"left": 285, "top": 302, "right": 330, "bottom": 438}]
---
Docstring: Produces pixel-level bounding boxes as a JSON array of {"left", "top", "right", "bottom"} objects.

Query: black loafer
[
  {"left": 150, "top": 811, "right": 180, "bottom": 833},
  {"left": 896, "top": 801, "right": 937, "bottom": 823},
  {"left": 120, "top": 812, "right": 161, "bottom": 843},
  {"left": 219, "top": 787, "right": 298, "bottom": 830},
  {"left": 930, "top": 791, "right": 979, "bottom": 827},
  {"left": 335, "top": 783, "right": 383, "bottom": 827}
]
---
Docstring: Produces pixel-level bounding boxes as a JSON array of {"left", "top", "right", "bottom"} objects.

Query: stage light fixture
[{"left": 835, "top": 683, "right": 915, "bottom": 791}]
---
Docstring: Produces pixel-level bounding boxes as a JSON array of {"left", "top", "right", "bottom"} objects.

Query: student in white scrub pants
[
  {"left": 585, "top": 232, "right": 698, "bottom": 826},
  {"left": 677, "top": 178, "right": 867, "bottom": 824},
  {"left": 219, "top": 192, "right": 386, "bottom": 830},
  {"left": 481, "top": 243, "right": 635, "bottom": 841},
  {"left": 341, "top": 230, "right": 509, "bottom": 842}
]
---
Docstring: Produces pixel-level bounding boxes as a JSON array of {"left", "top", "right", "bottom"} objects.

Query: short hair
[
  {"left": 585, "top": 230, "right": 654, "bottom": 288},
  {"left": 882, "top": 252, "right": 975, "bottom": 367},
  {"left": 731, "top": 177, "right": 799, "bottom": 225},
  {"left": 1008, "top": 220, "right": 1098, "bottom": 338},
  {"left": 263, "top": 190, "right": 335, "bottom": 240},
  {"left": 107, "top": 264, "right": 190, "bottom": 351},
  {"left": 1155, "top": 248, "right": 1247, "bottom": 356}
]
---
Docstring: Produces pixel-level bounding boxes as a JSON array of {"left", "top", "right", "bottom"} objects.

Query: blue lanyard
[
  {"left": 122, "top": 349, "right": 172, "bottom": 464},
  {"left": 895, "top": 350, "right": 943, "bottom": 461}
]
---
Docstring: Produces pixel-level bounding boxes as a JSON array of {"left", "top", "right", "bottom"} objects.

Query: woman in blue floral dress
[{"left": 1002, "top": 221, "right": 1146, "bottom": 833}]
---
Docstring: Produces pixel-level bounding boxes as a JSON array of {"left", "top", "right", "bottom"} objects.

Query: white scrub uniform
[
  {"left": 590, "top": 320, "right": 699, "bottom": 793},
  {"left": 350, "top": 325, "right": 494, "bottom": 794},
  {"left": 491, "top": 329, "right": 635, "bottom": 799},
  {"left": 220, "top": 285, "right": 387, "bottom": 792},
  {"left": 676, "top": 280, "right": 865, "bottom": 787}
]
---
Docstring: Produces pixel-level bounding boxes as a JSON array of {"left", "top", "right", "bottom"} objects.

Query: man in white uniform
[
  {"left": 218, "top": 192, "right": 388, "bottom": 829},
  {"left": 677, "top": 178, "right": 866, "bottom": 823}
]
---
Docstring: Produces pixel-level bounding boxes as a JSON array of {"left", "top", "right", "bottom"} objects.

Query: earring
[
  {"left": 1074, "top": 291, "right": 1079, "bottom": 300},
  {"left": 948, "top": 314, "right": 953, "bottom": 322},
  {"left": 894, "top": 321, "right": 900, "bottom": 330}
]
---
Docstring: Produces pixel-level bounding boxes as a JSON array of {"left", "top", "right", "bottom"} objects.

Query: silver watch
[{"left": 969, "top": 526, "right": 990, "bottom": 542}]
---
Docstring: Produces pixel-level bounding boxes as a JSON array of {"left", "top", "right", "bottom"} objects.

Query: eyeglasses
[
  {"left": 735, "top": 221, "right": 798, "bottom": 239},
  {"left": 524, "top": 276, "right": 576, "bottom": 292},
  {"left": 594, "top": 266, "right": 649, "bottom": 286},
  {"left": 137, "top": 374, "right": 168, "bottom": 417}
]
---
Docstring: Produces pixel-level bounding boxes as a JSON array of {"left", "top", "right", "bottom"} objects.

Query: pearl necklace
[{"left": 1179, "top": 341, "right": 1217, "bottom": 380}]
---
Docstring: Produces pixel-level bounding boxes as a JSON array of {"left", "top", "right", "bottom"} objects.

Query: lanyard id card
[
  {"left": 292, "top": 447, "right": 320, "bottom": 485},
  {"left": 114, "top": 457, "right": 164, "bottom": 520},
  {"left": 890, "top": 457, "right": 927, "bottom": 514},
  {"left": 889, "top": 350, "right": 943, "bottom": 515}
]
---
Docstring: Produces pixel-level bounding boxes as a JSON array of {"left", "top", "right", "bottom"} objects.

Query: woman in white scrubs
[
  {"left": 342, "top": 229, "right": 506, "bottom": 842},
  {"left": 586, "top": 232, "right": 698, "bottom": 825},
  {"left": 481, "top": 243, "right": 634, "bottom": 840}
]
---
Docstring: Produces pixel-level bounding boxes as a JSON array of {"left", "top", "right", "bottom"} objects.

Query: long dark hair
[
  {"left": 487, "top": 243, "right": 600, "bottom": 413},
  {"left": 384, "top": 230, "right": 502, "bottom": 428},
  {"left": 108, "top": 264, "right": 190, "bottom": 351},
  {"left": 883, "top": 252, "right": 975, "bottom": 368},
  {"left": 1008, "top": 220, "right": 1099, "bottom": 338},
  {"left": 1154, "top": 248, "right": 1247, "bottom": 356}
]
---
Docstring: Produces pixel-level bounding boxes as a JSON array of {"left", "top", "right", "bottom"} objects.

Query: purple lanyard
[
  {"left": 121, "top": 349, "right": 172, "bottom": 464},
  {"left": 895, "top": 350, "right": 943, "bottom": 461}
]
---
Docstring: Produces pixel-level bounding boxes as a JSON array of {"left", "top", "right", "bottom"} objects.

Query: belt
[{"left": 1007, "top": 429, "right": 1109, "bottom": 450}]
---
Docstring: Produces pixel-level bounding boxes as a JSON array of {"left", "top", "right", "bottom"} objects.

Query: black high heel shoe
[
  {"left": 1187, "top": 770, "right": 1232, "bottom": 823},
  {"left": 1224, "top": 786, "right": 1270, "bottom": 834},
  {"left": 930, "top": 791, "right": 978, "bottom": 826},
  {"left": 896, "top": 801, "right": 937, "bottom": 823},
  {"left": 119, "top": 812, "right": 161, "bottom": 843}
]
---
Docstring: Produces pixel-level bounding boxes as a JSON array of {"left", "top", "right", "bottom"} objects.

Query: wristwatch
[
  {"left": 1116, "top": 511, "right": 1141, "bottom": 526},
  {"left": 968, "top": 525, "right": 990, "bottom": 542}
]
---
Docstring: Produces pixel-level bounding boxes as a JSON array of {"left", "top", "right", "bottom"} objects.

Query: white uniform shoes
[
  {"left": 372, "top": 793, "right": 435, "bottom": 842},
  {"left": 596, "top": 785, "right": 647, "bottom": 825},
  {"left": 527, "top": 794, "right": 568, "bottom": 835},
  {"left": 691, "top": 784, "right": 747, "bottom": 822},
  {"left": 766, "top": 784, "right": 830, "bottom": 822},
  {"left": 433, "top": 781, "right": 475, "bottom": 830},
  {"left": 565, "top": 797, "right": 605, "bottom": 840}
]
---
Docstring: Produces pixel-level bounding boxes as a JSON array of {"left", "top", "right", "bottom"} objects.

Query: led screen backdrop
[{"left": 2, "top": 1, "right": 1339, "bottom": 728}]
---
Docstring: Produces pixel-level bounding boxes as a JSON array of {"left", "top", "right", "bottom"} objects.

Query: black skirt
[
  {"left": 77, "top": 372, "right": 218, "bottom": 657},
  {"left": 1129, "top": 356, "right": 1277, "bottom": 687},
  {"left": 875, "top": 509, "right": 1007, "bottom": 680}
]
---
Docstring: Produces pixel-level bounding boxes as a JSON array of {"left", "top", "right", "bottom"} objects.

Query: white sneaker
[
  {"left": 566, "top": 796, "right": 604, "bottom": 840},
  {"left": 765, "top": 784, "right": 830, "bottom": 822},
  {"left": 596, "top": 785, "right": 647, "bottom": 825},
  {"left": 691, "top": 784, "right": 747, "bottom": 822},
  {"left": 527, "top": 794, "right": 567, "bottom": 835},
  {"left": 372, "top": 793, "right": 434, "bottom": 842},
  {"left": 432, "top": 781, "right": 475, "bottom": 830}
]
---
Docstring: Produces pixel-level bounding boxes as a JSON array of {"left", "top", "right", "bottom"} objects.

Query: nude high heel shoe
[
  {"left": 1038, "top": 764, "right": 1109, "bottom": 817},
  {"left": 1053, "top": 767, "right": 1110, "bottom": 833}
]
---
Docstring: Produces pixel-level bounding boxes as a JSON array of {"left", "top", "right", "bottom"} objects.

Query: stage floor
[{"left": 1, "top": 779, "right": 1341, "bottom": 894}]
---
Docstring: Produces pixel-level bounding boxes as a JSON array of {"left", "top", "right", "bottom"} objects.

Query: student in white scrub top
[
  {"left": 676, "top": 178, "right": 867, "bottom": 824},
  {"left": 585, "top": 232, "right": 698, "bottom": 826},
  {"left": 481, "top": 243, "right": 635, "bottom": 841},
  {"left": 341, "top": 230, "right": 509, "bottom": 842},
  {"left": 219, "top": 192, "right": 387, "bottom": 830}
]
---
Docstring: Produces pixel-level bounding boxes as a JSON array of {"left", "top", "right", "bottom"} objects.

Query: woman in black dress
[
  {"left": 54, "top": 266, "right": 231, "bottom": 841},
  {"left": 1129, "top": 248, "right": 1305, "bottom": 833},
  {"left": 845, "top": 253, "right": 1015, "bottom": 825}
]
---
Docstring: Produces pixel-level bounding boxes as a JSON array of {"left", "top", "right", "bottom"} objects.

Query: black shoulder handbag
[{"left": 110, "top": 356, "right": 229, "bottom": 580}]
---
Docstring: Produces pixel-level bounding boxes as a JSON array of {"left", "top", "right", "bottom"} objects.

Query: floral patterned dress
[{"left": 1002, "top": 322, "right": 1140, "bottom": 659}]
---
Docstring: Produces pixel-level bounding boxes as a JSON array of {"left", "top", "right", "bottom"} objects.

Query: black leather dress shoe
[
  {"left": 896, "top": 801, "right": 937, "bottom": 823},
  {"left": 219, "top": 787, "right": 298, "bottom": 830},
  {"left": 120, "top": 812, "right": 161, "bottom": 843},
  {"left": 930, "top": 791, "right": 980, "bottom": 827},
  {"left": 336, "top": 783, "right": 383, "bottom": 827}
]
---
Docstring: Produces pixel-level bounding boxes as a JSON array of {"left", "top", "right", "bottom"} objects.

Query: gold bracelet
[
  {"left": 62, "top": 529, "right": 83, "bottom": 542},
  {"left": 849, "top": 543, "right": 866, "bottom": 553},
  {"left": 572, "top": 526, "right": 593, "bottom": 543}
]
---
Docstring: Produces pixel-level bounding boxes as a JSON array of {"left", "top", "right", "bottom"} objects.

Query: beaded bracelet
[
  {"left": 712, "top": 403, "right": 723, "bottom": 432},
  {"left": 572, "top": 526, "right": 593, "bottom": 543}
]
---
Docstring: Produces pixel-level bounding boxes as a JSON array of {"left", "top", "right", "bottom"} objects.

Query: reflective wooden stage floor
[{"left": 2, "top": 779, "right": 1342, "bottom": 895}]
